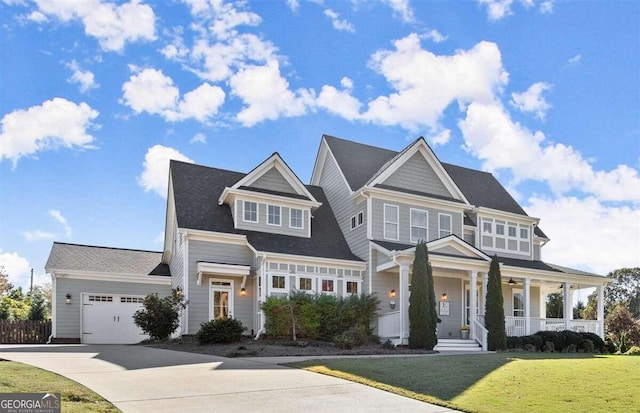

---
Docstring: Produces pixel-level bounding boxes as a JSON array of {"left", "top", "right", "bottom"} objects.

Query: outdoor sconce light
[
  {"left": 508, "top": 278, "right": 517, "bottom": 285},
  {"left": 390, "top": 289, "right": 396, "bottom": 298},
  {"left": 240, "top": 287, "right": 246, "bottom": 296},
  {"left": 441, "top": 293, "right": 447, "bottom": 301},
  {"left": 65, "top": 293, "right": 72, "bottom": 304},
  {"left": 389, "top": 300, "right": 396, "bottom": 310}
]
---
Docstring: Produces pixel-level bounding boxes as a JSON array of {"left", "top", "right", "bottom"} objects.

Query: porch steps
[{"left": 434, "top": 339, "right": 482, "bottom": 352}]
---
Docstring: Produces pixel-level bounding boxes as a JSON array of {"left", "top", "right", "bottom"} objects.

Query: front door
[{"left": 210, "top": 280, "right": 234, "bottom": 319}]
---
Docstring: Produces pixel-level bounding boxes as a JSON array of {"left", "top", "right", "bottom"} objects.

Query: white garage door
[{"left": 82, "top": 294, "right": 149, "bottom": 344}]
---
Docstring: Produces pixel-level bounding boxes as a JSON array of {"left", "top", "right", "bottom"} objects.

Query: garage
[{"left": 82, "top": 293, "right": 149, "bottom": 344}]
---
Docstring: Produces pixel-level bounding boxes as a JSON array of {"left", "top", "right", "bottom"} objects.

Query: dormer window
[
  {"left": 290, "top": 208, "right": 303, "bottom": 228},
  {"left": 267, "top": 205, "right": 281, "bottom": 226},
  {"left": 244, "top": 201, "right": 257, "bottom": 222},
  {"left": 481, "top": 217, "right": 531, "bottom": 255}
]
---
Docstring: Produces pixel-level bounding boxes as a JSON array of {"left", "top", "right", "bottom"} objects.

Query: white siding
[{"left": 235, "top": 201, "right": 309, "bottom": 237}]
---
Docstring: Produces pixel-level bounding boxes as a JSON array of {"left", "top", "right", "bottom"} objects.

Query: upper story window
[
  {"left": 243, "top": 201, "right": 258, "bottom": 222},
  {"left": 439, "top": 213, "right": 452, "bottom": 238},
  {"left": 350, "top": 211, "right": 364, "bottom": 230},
  {"left": 270, "top": 274, "right": 288, "bottom": 292},
  {"left": 290, "top": 208, "right": 303, "bottom": 229},
  {"left": 267, "top": 205, "right": 281, "bottom": 226},
  {"left": 384, "top": 204, "right": 399, "bottom": 240},
  {"left": 321, "top": 278, "right": 336, "bottom": 294},
  {"left": 481, "top": 217, "right": 531, "bottom": 255},
  {"left": 298, "top": 276, "right": 313, "bottom": 292},
  {"left": 410, "top": 208, "right": 428, "bottom": 242}
]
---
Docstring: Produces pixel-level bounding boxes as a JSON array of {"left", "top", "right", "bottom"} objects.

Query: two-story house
[{"left": 45, "top": 134, "right": 609, "bottom": 348}]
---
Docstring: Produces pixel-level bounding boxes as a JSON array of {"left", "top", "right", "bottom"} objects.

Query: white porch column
[
  {"left": 524, "top": 278, "right": 531, "bottom": 335},
  {"left": 597, "top": 284, "right": 605, "bottom": 339},
  {"left": 563, "top": 281, "right": 571, "bottom": 330},
  {"left": 398, "top": 263, "right": 410, "bottom": 344},
  {"left": 481, "top": 272, "right": 488, "bottom": 316},
  {"left": 469, "top": 271, "right": 478, "bottom": 338}
]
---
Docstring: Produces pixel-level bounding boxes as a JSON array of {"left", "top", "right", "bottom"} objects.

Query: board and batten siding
[
  {"left": 382, "top": 152, "right": 453, "bottom": 199},
  {"left": 371, "top": 198, "right": 463, "bottom": 243},
  {"left": 54, "top": 278, "right": 170, "bottom": 339},
  {"left": 235, "top": 200, "right": 309, "bottom": 237},
  {"left": 317, "top": 150, "right": 369, "bottom": 260},
  {"left": 249, "top": 167, "right": 297, "bottom": 194},
  {"left": 187, "top": 240, "right": 255, "bottom": 334}
]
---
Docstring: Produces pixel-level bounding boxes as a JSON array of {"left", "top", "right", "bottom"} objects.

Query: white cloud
[
  {"left": 511, "top": 82, "right": 551, "bottom": 120},
  {"left": 121, "top": 68, "right": 225, "bottom": 122},
  {"left": 0, "top": 249, "right": 35, "bottom": 290},
  {"left": 190, "top": 133, "right": 207, "bottom": 144},
  {"left": 362, "top": 35, "right": 508, "bottom": 131},
  {"left": 66, "top": 60, "right": 99, "bottom": 93},
  {"left": 476, "top": 0, "right": 513, "bottom": 21},
  {"left": 381, "top": 0, "right": 415, "bottom": 23},
  {"left": 324, "top": 9, "right": 355, "bottom": 32},
  {"left": 458, "top": 101, "right": 640, "bottom": 202},
  {"left": 527, "top": 196, "right": 640, "bottom": 275},
  {"left": 138, "top": 145, "right": 194, "bottom": 197},
  {"left": 49, "top": 209, "right": 72, "bottom": 237},
  {"left": 568, "top": 54, "right": 582, "bottom": 65},
  {"left": 23, "top": 230, "right": 56, "bottom": 242},
  {"left": 428, "top": 128, "right": 451, "bottom": 146},
  {"left": 31, "top": 0, "right": 156, "bottom": 52},
  {"left": 154, "top": 231, "right": 164, "bottom": 244},
  {"left": 230, "top": 60, "right": 314, "bottom": 126},
  {"left": 286, "top": 0, "right": 300, "bottom": 12},
  {"left": 0, "top": 98, "right": 98, "bottom": 167},
  {"left": 423, "top": 29, "right": 447, "bottom": 43},
  {"left": 539, "top": 0, "right": 554, "bottom": 14}
]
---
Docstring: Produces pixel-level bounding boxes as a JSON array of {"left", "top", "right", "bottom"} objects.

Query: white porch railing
[
  {"left": 377, "top": 311, "right": 400, "bottom": 339},
  {"left": 472, "top": 318, "right": 488, "bottom": 351},
  {"left": 507, "top": 317, "right": 600, "bottom": 336}
]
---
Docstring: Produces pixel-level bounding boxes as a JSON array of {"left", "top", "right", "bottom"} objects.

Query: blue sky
[{"left": 1, "top": 0, "right": 638, "bottom": 290}]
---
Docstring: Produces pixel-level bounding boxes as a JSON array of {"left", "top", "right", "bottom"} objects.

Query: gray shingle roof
[
  {"left": 170, "top": 160, "right": 362, "bottom": 262},
  {"left": 46, "top": 242, "right": 170, "bottom": 276},
  {"left": 323, "top": 134, "right": 548, "bottom": 237}
]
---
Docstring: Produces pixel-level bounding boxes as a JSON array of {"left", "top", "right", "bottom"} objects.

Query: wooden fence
[{"left": 0, "top": 320, "right": 52, "bottom": 344}]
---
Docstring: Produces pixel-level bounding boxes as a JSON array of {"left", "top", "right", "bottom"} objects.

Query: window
[
  {"left": 271, "top": 275, "right": 286, "bottom": 291},
  {"left": 480, "top": 218, "right": 531, "bottom": 255},
  {"left": 410, "top": 209, "right": 428, "bottom": 242},
  {"left": 350, "top": 211, "right": 364, "bottom": 230},
  {"left": 384, "top": 204, "right": 399, "bottom": 240},
  {"left": 290, "top": 208, "right": 303, "bottom": 228},
  {"left": 439, "top": 213, "right": 452, "bottom": 238},
  {"left": 321, "top": 279, "right": 335, "bottom": 294},
  {"left": 513, "top": 289, "right": 524, "bottom": 317},
  {"left": 346, "top": 281, "right": 358, "bottom": 295},
  {"left": 243, "top": 201, "right": 257, "bottom": 222},
  {"left": 267, "top": 205, "right": 281, "bottom": 226},
  {"left": 298, "top": 277, "right": 313, "bottom": 292}
]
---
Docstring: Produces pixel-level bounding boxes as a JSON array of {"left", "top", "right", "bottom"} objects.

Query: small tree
[
  {"left": 485, "top": 256, "right": 506, "bottom": 351},
  {"left": 409, "top": 241, "right": 437, "bottom": 349},
  {"left": 133, "top": 289, "right": 187, "bottom": 341},
  {"left": 546, "top": 292, "right": 564, "bottom": 318},
  {"left": 28, "top": 292, "right": 47, "bottom": 321}
]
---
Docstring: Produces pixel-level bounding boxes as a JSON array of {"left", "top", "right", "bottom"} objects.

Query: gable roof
[
  {"left": 170, "top": 160, "right": 362, "bottom": 262},
  {"left": 46, "top": 242, "right": 170, "bottom": 276}
]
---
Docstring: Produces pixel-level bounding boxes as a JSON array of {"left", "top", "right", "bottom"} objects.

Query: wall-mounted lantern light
[
  {"left": 390, "top": 289, "right": 396, "bottom": 298},
  {"left": 240, "top": 287, "right": 246, "bottom": 296},
  {"left": 65, "top": 293, "right": 72, "bottom": 304},
  {"left": 441, "top": 293, "right": 448, "bottom": 301}
]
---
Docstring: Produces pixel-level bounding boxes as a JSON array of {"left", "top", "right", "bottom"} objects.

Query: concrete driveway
[{"left": 0, "top": 344, "right": 456, "bottom": 413}]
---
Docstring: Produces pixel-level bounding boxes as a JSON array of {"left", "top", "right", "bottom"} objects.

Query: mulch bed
[{"left": 144, "top": 336, "right": 437, "bottom": 358}]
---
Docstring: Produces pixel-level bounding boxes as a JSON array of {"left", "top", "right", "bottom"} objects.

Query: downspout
[{"left": 254, "top": 253, "right": 268, "bottom": 340}]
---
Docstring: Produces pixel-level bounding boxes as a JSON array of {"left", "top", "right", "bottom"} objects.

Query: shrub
[
  {"left": 605, "top": 336, "right": 617, "bottom": 354},
  {"left": 409, "top": 241, "right": 437, "bottom": 350},
  {"left": 582, "top": 339, "right": 595, "bottom": 353},
  {"left": 580, "top": 332, "right": 605, "bottom": 352},
  {"left": 565, "top": 344, "right": 577, "bottom": 353},
  {"left": 486, "top": 256, "right": 506, "bottom": 351},
  {"left": 133, "top": 289, "right": 187, "bottom": 341},
  {"left": 624, "top": 346, "right": 640, "bottom": 355},
  {"left": 381, "top": 339, "right": 395, "bottom": 350},
  {"left": 334, "top": 325, "right": 369, "bottom": 349},
  {"left": 524, "top": 343, "right": 537, "bottom": 352},
  {"left": 543, "top": 341, "right": 555, "bottom": 352},
  {"left": 196, "top": 318, "right": 246, "bottom": 344},
  {"left": 507, "top": 336, "right": 523, "bottom": 349}
]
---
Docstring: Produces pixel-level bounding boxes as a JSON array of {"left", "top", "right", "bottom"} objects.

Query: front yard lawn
[
  {"left": 288, "top": 353, "right": 639, "bottom": 413},
  {"left": 0, "top": 360, "right": 120, "bottom": 413}
]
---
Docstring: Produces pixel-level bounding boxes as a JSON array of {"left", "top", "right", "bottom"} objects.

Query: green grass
[
  {"left": 0, "top": 360, "right": 120, "bottom": 413},
  {"left": 288, "top": 353, "right": 640, "bottom": 413}
]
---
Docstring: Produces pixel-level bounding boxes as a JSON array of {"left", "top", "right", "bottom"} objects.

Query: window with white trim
[
  {"left": 480, "top": 217, "right": 531, "bottom": 255},
  {"left": 290, "top": 208, "right": 303, "bottom": 229},
  {"left": 270, "top": 274, "right": 287, "bottom": 292},
  {"left": 320, "top": 279, "right": 335, "bottom": 294},
  {"left": 350, "top": 211, "right": 364, "bottom": 230},
  {"left": 267, "top": 205, "right": 281, "bottom": 226},
  {"left": 298, "top": 276, "right": 313, "bottom": 292},
  {"left": 384, "top": 204, "right": 399, "bottom": 240},
  {"left": 439, "top": 213, "right": 452, "bottom": 238},
  {"left": 410, "top": 208, "right": 428, "bottom": 242},
  {"left": 345, "top": 281, "right": 358, "bottom": 296},
  {"left": 243, "top": 201, "right": 257, "bottom": 222},
  {"left": 513, "top": 289, "right": 524, "bottom": 317}
]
